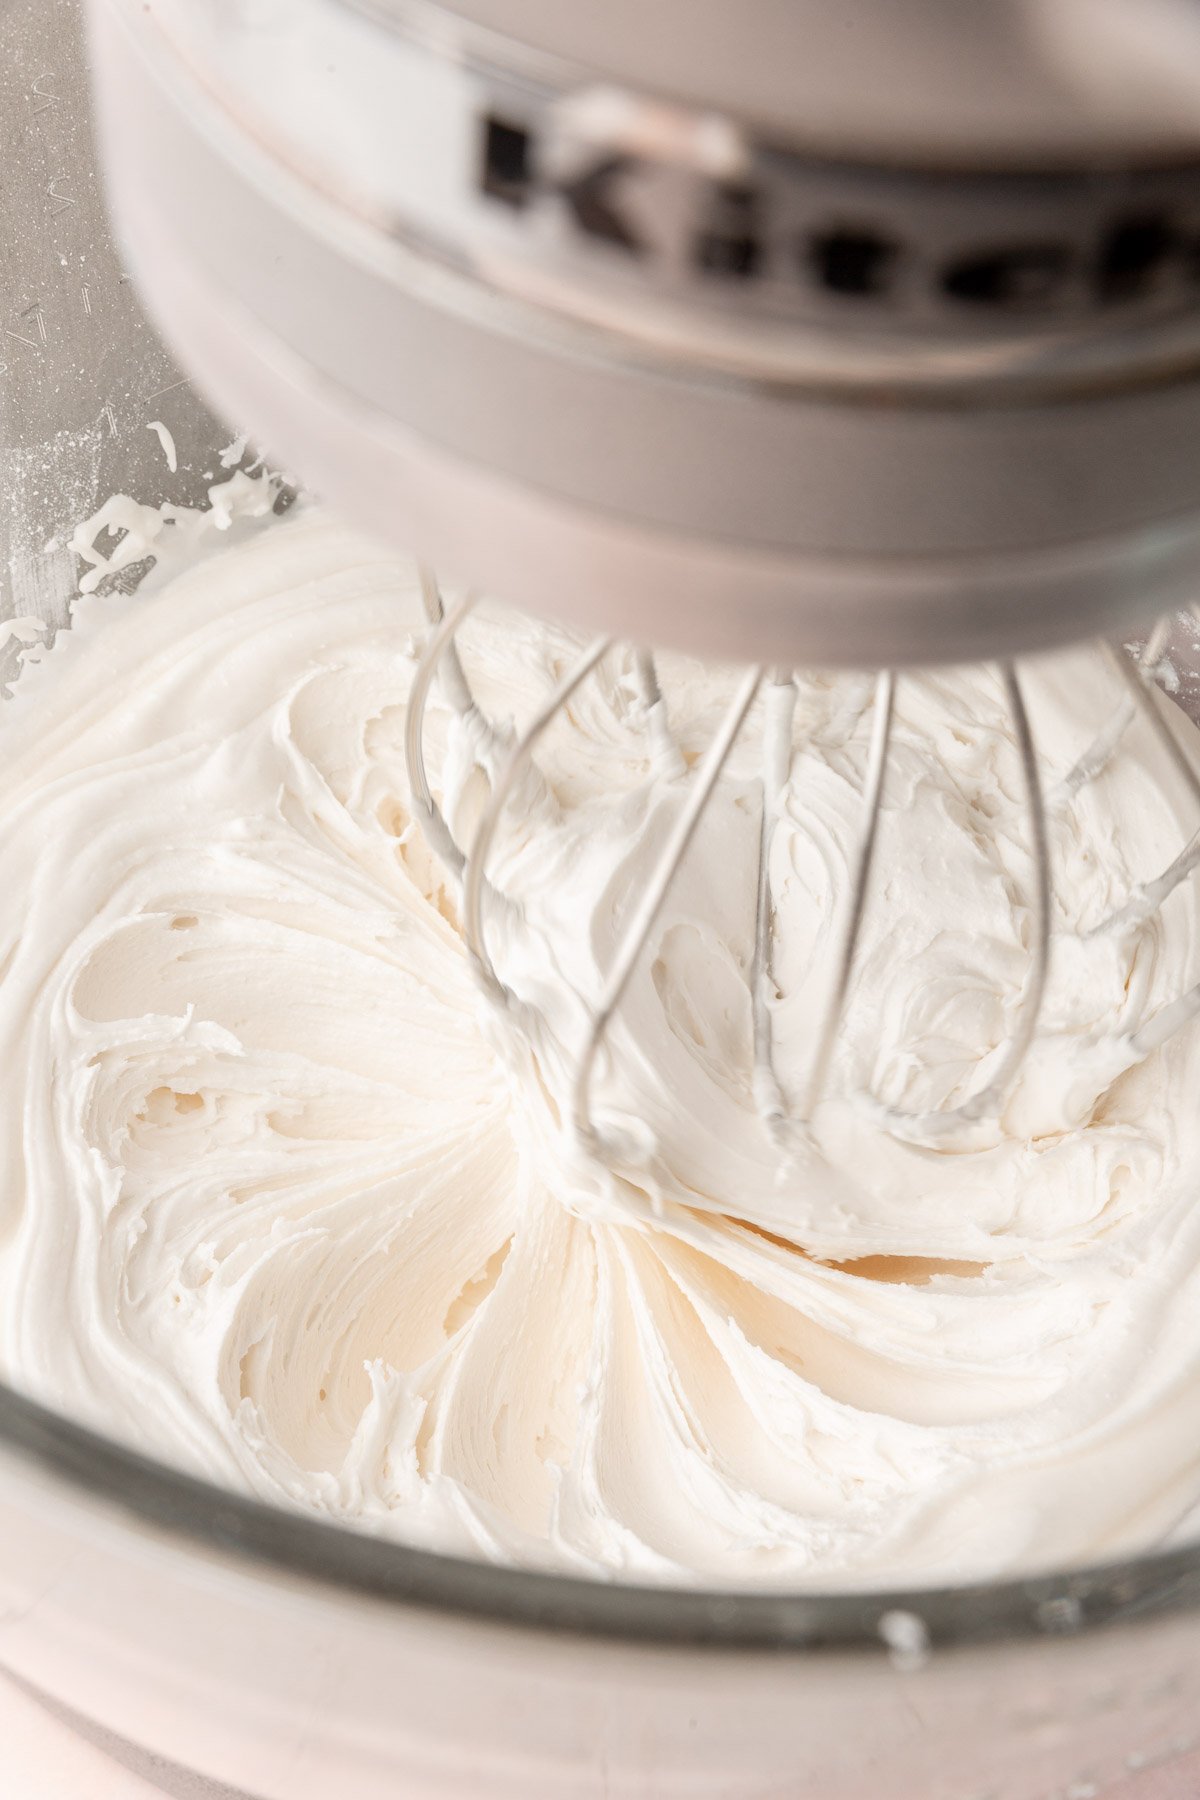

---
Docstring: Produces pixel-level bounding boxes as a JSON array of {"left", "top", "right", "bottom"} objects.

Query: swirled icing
[{"left": 3, "top": 503, "right": 1200, "bottom": 1588}]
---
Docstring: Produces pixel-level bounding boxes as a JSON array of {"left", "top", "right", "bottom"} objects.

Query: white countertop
[
  {"left": 6, "top": 1662, "right": 1200, "bottom": 1800},
  {"left": 2, "top": 1673, "right": 175, "bottom": 1800},
  {"left": 7, "top": 1660, "right": 1200, "bottom": 1800}
]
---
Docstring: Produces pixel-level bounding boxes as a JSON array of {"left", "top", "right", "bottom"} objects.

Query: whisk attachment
[
  {"left": 403, "top": 587, "right": 1200, "bottom": 1167},
  {"left": 752, "top": 670, "right": 799, "bottom": 1133},
  {"left": 403, "top": 574, "right": 480, "bottom": 880},
  {"left": 802, "top": 669, "right": 896, "bottom": 1126},
  {"left": 1091, "top": 643, "right": 1200, "bottom": 935},
  {"left": 1052, "top": 617, "right": 1174, "bottom": 808},
  {"left": 855, "top": 663, "right": 1051, "bottom": 1144},
  {"left": 464, "top": 634, "right": 613, "bottom": 1008},
  {"left": 571, "top": 662, "right": 764, "bottom": 1153},
  {"left": 633, "top": 649, "right": 686, "bottom": 780},
  {"left": 1070, "top": 637, "right": 1200, "bottom": 1059}
]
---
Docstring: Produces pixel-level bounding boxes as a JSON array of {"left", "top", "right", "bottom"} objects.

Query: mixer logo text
[{"left": 480, "top": 111, "right": 1200, "bottom": 318}]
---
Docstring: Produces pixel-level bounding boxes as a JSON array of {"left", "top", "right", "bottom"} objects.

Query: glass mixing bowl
[{"left": 4, "top": 3, "right": 1200, "bottom": 1796}]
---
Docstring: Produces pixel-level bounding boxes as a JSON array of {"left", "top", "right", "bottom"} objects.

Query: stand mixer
[
  {"left": 6, "top": 12, "right": 1200, "bottom": 1800},
  {"left": 83, "top": 0, "right": 1200, "bottom": 1166}
]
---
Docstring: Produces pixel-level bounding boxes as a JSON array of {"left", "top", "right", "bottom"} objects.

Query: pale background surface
[
  {"left": 4, "top": 1675, "right": 185, "bottom": 1800},
  {"left": 3, "top": 1668, "right": 1200, "bottom": 1800}
]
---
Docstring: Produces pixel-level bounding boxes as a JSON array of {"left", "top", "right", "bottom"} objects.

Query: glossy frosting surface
[{"left": 3, "top": 503, "right": 1200, "bottom": 1587}]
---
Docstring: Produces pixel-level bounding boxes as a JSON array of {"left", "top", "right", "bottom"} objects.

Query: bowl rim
[{"left": 3, "top": 1378, "right": 1198, "bottom": 1653}]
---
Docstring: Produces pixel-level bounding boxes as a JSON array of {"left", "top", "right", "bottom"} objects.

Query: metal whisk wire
[
  {"left": 403, "top": 578, "right": 479, "bottom": 880},
  {"left": 571, "top": 662, "right": 763, "bottom": 1151},
  {"left": 464, "top": 634, "right": 613, "bottom": 1007},
  {"left": 1093, "top": 643, "right": 1200, "bottom": 932},
  {"left": 1052, "top": 617, "right": 1174, "bottom": 808},
  {"left": 854, "top": 663, "right": 1052, "bottom": 1143},
  {"left": 1083, "top": 632, "right": 1200, "bottom": 1057},
  {"left": 403, "top": 591, "right": 1200, "bottom": 1162},
  {"left": 800, "top": 668, "right": 896, "bottom": 1126},
  {"left": 751, "top": 669, "right": 798, "bottom": 1134}
]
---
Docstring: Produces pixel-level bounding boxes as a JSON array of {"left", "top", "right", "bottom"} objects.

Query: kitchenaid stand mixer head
[{"left": 86, "top": 0, "right": 1200, "bottom": 1159}]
